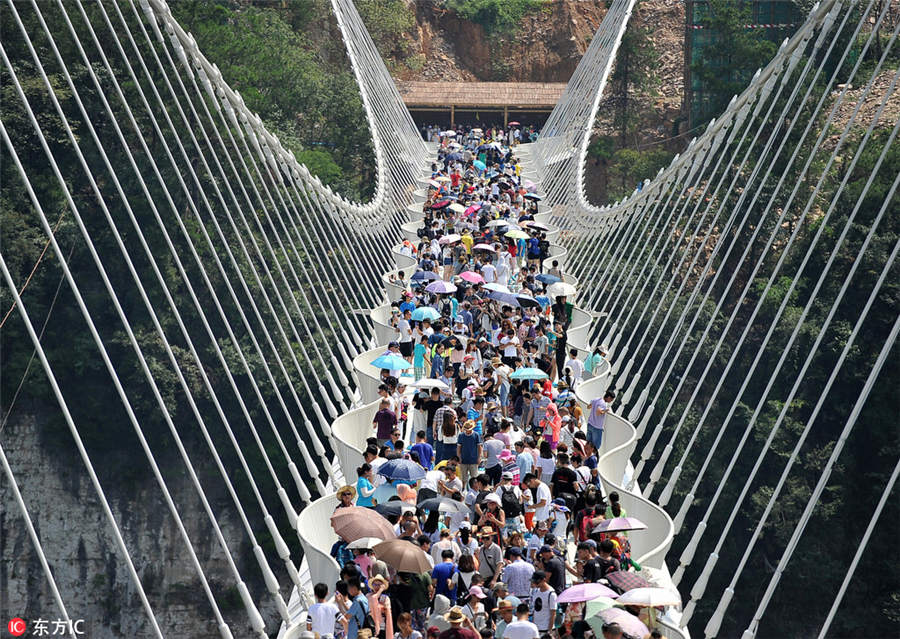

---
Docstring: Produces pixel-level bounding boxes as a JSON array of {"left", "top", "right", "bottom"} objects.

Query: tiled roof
[{"left": 397, "top": 81, "right": 566, "bottom": 108}]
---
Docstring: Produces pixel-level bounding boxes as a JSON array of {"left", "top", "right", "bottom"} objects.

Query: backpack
[
  {"left": 500, "top": 486, "right": 522, "bottom": 518},
  {"left": 577, "top": 507, "right": 598, "bottom": 542},
  {"left": 442, "top": 412, "right": 457, "bottom": 438}
]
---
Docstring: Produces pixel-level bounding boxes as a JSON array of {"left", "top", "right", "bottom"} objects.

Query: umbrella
[
  {"left": 443, "top": 130, "right": 456, "bottom": 137},
  {"left": 482, "top": 283, "right": 511, "bottom": 293},
  {"left": 435, "top": 176, "right": 451, "bottom": 183},
  {"left": 374, "top": 501, "right": 416, "bottom": 518},
  {"left": 425, "top": 280, "right": 457, "bottom": 294},
  {"left": 438, "top": 233, "right": 461, "bottom": 245},
  {"left": 615, "top": 587, "right": 681, "bottom": 608},
  {"left": 331, "top": 506, "right": 396, "bottom": 542},
  {"left": 410, "top": 378, "right": 450, "bottom": 391},
  {"left": 522, "top": 221, "right": 550, "bottom": 231},
  {"left": 446, "top": 152, "right": 463, "bottom": 162},
  {"left": 377, "top": 458, "right": 427, "bottom": 481},
  {"left": 536, "top": 273, "right": 561, "bottom": 284},
  {"left": 347, "top": 536, "right": 386, "bottom": 550},
  {"left": 508, "top": 121, "right": 520, "bottom": 126},
  {"left": 472, "top": 243, "right": 496, "bottom": 252},
  {"left": 373, "top": 539, "right": 432, "bottom": 573},
  {"left": 605, "top": 571, "right": 653, "bottom": 593},
  {"left": 428, "top": 179, "right": 440, "bottom": 188},
  {"left": 431, "top": 200, "right": 451, "bottom": 209},
  {"left": 584, "top": 596, "right": 618, "bottom": 618},
  {"left": 371, "top": 354, "right": 413, "bottom": 370},
  {"left": 522, "top": 179, "right": 537, "bottom": 192},
  {"left": 515, "top": 294, "right": 542, "bottom": 309},
  {"left": 418, "top": 497, "right": 470, "bottom": 513},
  {"left": 591, "top": 517, "right": 647, "bottom": 534},
  {"left": 505, "top": 229, "right": 530, "bottom": 239},
  {"left": 411, "top": 306, "right": 441, "bottom": 321},
  {"left": 510, "top": 367, "right": 548, "bottom": 380},
  {"left": 487, "top": 290, "right": 520, "bottom": 307},
  {"left": 473, "top": 159, "right": 486, "bottom": 171},
  {"left": 449, "top": 203, "right": 466, "bottom": 214},
  {"left": 486, "top": 219, "right": 513, "bottom": 228},
  {"left": 411, "top": 271, "right": 439, "bottom": 282},
  {"left": 547, "top": 282, "right": 578, "bottom": 298},
  {"left": 524, "top": 193, "right": 542, "bottom": 201},
  {"left": 460, "top": 271, "right": 485, "bottom": 284},
  {"left": 587, "top": 608, "right": 649, "bottom": 639},
  {"left": 558, "top": 583, "right": 619, "bottom": 603},
  {"left": 465, "top": 204, "right": 482, "bottom": 216}
]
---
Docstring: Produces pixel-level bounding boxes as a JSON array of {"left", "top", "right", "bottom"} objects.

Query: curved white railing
[
  {"left": 332, "top": 399, "right": 381, "bottom": 482},
  {"left": 295, "top": 492, "right": 341, "bottom": 593}
]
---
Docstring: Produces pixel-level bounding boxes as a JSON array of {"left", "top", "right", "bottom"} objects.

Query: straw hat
[
  {"left": 337, "top": 485, "right": 356, "bottom": 499},
  {"left": 444, "top": 607, "right": 466, "bottom": 624}
]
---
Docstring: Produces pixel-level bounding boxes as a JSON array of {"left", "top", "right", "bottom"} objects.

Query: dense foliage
[
  {"left": 446, "top": 0, "right": 545, "bottom": 35},
  {"left": 580, "top": 23, "right": 900, "bottom": 632}
]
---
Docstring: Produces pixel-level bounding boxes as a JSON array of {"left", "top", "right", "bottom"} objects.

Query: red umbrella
[
  {"left": 508, "top": 121, "right": 520, "bottom": 126},
  {"left": 605, "top": 571, "right": 653, "bottom": 594},
  {"left": 431, "top": 200, "right": 451, "bottom": 210}
]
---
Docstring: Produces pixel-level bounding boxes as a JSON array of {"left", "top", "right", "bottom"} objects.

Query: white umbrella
[
  {"left": 444, "top": 131, "right": 457, "bottom": 137},
  {"left": 486, "top": 219, "right": 515, "bottom": 228},
  {"left": 482, "top": 283, "right": 511, "bottom": 293},
  {"left": 546, "top": 282, "right": 577, "bottom": 298},
  {"left": 449, "top": 203, "right": 466, "bottom": 214},
  {"left": 346, "top": 537, "right": 384, "bottom": 550},
  {"left": 410, "top": 378, "right": 451, "bottom": 391},
  {"left": 615, "top": 587, "right": 681, "bottom": 608},
  {"left": 438, "top": 234, "right": 462, "bottom": 245}
]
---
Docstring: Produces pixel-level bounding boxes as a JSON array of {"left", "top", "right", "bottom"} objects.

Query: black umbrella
[
  {"left": 411, "top": 270, "right": 440, "bottom": 281},
  {"left": 374, "top": 501, "right": 416, "bottom": 518}
]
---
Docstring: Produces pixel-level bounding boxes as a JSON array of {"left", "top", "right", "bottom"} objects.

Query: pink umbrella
[
  {"left": 472, "top": 243, "right": 496, "bottom": 252},
  {"left": 593, "top": 608, "right": 649, "bottom": 639},
  {"left": 438, "top": 233, "right": 462, "bottom": 245},
  {"left": 460, "top": 271, "right": 485, "bottom": 284},
  {"left": 522, "top": 179, "right": 537, "bottom": 193},
  {"left": 558, "top": 582, "right": 619, "bottom": 603},
  {"left": 591, "top": 517, "right": 647, "bottom": 534},
  {"left": 464, "top": 204, "right": 482, "bottom": 216}
]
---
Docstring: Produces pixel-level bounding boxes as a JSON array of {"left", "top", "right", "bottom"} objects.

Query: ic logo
[{"left": 7, "top": 618, "right": 26, "bottom": 636}]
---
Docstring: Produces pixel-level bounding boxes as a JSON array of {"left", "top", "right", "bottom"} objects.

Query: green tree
[
  {"left": 608, "top": 3, "right": 656, "bottom": 145},
  {"left": 446, "top": 0, "right": 544, "bottom": 35},
  {"left": 691, "top": 0, "right": 778, "bottom": 126}
]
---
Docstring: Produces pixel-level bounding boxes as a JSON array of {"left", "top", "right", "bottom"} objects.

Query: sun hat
[
  {"left": 444, "top": 607, "right": 466, "bottom": 624},
  {"left": 484, "top": 493, "right": 501, "bottom": 506},
  {"left": 337, "top": 485, "right": 357, "bottom": 499}
]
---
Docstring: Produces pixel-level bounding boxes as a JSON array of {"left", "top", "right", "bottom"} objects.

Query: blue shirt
[
  {"left": 457, "top": 432, "right": 482, "bottom": 464},
  {"left": 432, "top": 561, "right": 458, "bottom": 600},
  {"left": 466, "top": 407, "right": 483, "bottom": 436},
  {"left": 356, "top": 477, "right": 375, "bottom": 507},
  {"left": 414, "top": 343, "right": 427, "bottom": 368},
  {"left": 347, "top": 594, "right": 368, "bottom": 639},
  {"left": 516, "top": 452, "right": 534, "bottom": 477},
  {"left": 400, "top": 301, "right": 416, "bottom": 313},
  {"left": 411, "top": 442, "right": 434, "bottom": 470}
]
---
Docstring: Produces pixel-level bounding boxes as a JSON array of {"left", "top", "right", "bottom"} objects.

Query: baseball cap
[
  {"left": 508, "top": 546, "right": 522, "bottom": 556},
  {"left": 501, "top": 471, "right": 513, "bottom": 480},
  {"left": 539, "top": 545, "right": 553, "bottom": 554}
]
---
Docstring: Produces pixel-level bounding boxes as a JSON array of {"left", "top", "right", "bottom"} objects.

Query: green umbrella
[
  {"left": 510, "top": 367, "right": 549, "bottom": 380},
  {"left": 584, "top": 596, "right": 618, "bottom": 619}
]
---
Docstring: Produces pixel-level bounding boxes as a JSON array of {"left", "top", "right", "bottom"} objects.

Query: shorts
[
  {"left": 443, "top": 257, "right": 453, "bottom": 266},
  {"left": 399, "top": 341, "right": 413, "bottom": 357}
]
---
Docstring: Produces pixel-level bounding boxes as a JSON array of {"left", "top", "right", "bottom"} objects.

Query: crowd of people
[
  {"left": 420, "top": 123, "right": 540, "bottom": 147},
  {"left": 307, "top": 126, "right": 672, "bottom": 639}
]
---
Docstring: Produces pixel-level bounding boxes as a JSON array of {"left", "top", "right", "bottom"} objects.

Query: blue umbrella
[
  {"left": 371, "top": 354, "right": 413, "bottom": 370},
  {"left": 524, "top": 193, "right": 542, "bottom": 201},
  {"left": 516, "top": 294, "right": 542, "bottom": 309},
  {"left": 473, "top": 159, "right": 486, "bottom": 171},
  {"left": 411, "top": 270, "right": 439, "bottom": 282},
  {"left": 510, "top": 367, "right": 549, "bottom": 380},
  {"left": 377, "top": 459, "right": 427, "bottom": 481},
  {"left": 536, "top": 273, "right": 561, "bottom": 284},
  {"left": 411, "top": 306, "right": 441, "bottom": 321}
]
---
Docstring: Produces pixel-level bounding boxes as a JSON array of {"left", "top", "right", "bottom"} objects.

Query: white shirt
[
  {"left": 421, "top": 470, "right": 443, "bottom": 493},
  {"left": 502, "top": 619, "right": 540, "bottom": 639},
  {"left": 500, "top": 335, "right": 519, "bottom": 358},
  {"left": 532, "top": 481, "right": 552, "bottom": 521},
  {"left": 308, "top": 601, "right": 340, "bottom": 637},
  {"left": 397, "top": 318, "right": 412, "bottom": 343},
  {"left": 529, "top": 588, "right": 558, "bottom": 631},
  {"left": 564, "top": 357, "right": 584, "bottom": 383},
  {"left": 481, "top": 263, "right": 496, "bottom": 283}
]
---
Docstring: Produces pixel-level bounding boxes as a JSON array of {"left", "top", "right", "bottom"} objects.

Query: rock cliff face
[
  {"left": 0, "top": 408, "right": 280, "bottom": 638},
  {"left": 403, "top": 0, "right": 606, "bottom": 82}
]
